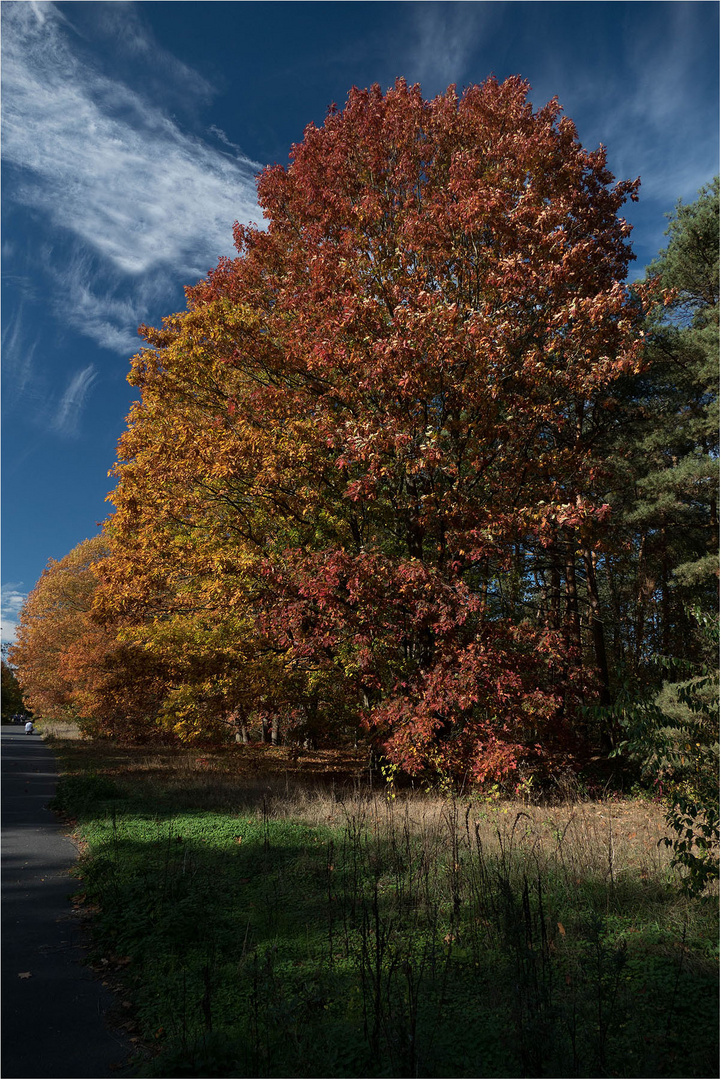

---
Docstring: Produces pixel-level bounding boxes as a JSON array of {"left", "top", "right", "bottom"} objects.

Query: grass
[{"left": 42, "top": 722, "right": 719, "bottom": 1078}]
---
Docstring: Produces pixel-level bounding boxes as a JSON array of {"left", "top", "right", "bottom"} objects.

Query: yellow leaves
[{"left": 73, "top": 76, "right": 654, "bottom": 752}]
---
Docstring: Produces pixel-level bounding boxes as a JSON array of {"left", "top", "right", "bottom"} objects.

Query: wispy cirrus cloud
[
  {"left": 42, "top": 244, "right": 156, "bottom": 355},
  {"left": 209, "top": 125, "right": 245, "bottom": 155},
  {"left": 399, "top": 1, "right": 716, "bottom": 270},
  {"left": 577, "top": 4, "right": 718, "bottom": 265},
  {"left": 2, "top": 269, "right": 116, "bottom": 438},
  {"left": 2, "top": 1, "right": 262, "bottom": 352},
  {"left": 52, "top": 364, "right": 99, "bottom": 438},
  {"left": 606, "top": 5, "right": 717, "bottom": 206},
  {"left": 78, "top": 0, "right": 216, "bottom": 110},
  {"left": 400, "top": 1, "right": 502, "bottom": 93},
  {"left": 1, "top": 303, "right": 38, "bottom": 400}
]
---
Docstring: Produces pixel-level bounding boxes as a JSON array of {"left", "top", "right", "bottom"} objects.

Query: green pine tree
[
  {"left": 604, "top": 181, "right": 719, "bottom": 890},
  {"left": 604, "top": 179, "right": 719, "bottom": 677}
]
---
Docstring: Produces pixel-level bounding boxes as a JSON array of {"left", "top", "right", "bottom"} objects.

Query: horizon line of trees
[{"left": 7, "top": 79, "right": 718, "bottom": 792}]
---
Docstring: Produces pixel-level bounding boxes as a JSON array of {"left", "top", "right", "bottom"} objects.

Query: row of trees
[{"left": 10, "top": 79, "right": 718, "bottom": 789}]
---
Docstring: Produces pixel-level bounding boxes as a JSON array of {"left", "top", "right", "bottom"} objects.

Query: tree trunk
[
  {"left": 660, "top": 524, "right": 671, "bottom": 655},
  {"left": 549, "top": 547, "right": 562, "bottom": 631},
  {"left": 634, "top": 534, "right": 649, "bottom": 667},
  {"left": 230, "top": 708, "right": 250, "bottom": 744},
  {"left": 480, "top": 558, "right": 489, "bottom": 611},
  {"left": 583, "top": 547, "right": 611, "bottom": 709},
  {"left": 564, "top": 533, "right": 581, "bottom": 651}
]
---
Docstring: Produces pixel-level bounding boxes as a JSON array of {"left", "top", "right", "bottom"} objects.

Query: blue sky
[{"left": 2, "top": 0, "right": 719, "bottom": 642}]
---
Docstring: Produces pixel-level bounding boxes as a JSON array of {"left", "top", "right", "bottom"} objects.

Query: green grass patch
[{"left": 49, "top": 737, "right": 718, "bottom": 1078}]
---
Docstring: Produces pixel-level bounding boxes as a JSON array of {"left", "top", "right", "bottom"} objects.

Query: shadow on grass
[{"left": 49, "top": 769, "right": 720, "bottom": 1079}]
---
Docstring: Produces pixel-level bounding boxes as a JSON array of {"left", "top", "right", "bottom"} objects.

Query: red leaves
[{"left": 90, "top": 76, "right": 651, "bottom": 777}]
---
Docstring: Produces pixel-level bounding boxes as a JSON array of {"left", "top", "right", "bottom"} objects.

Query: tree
[
  {"left": 9, "top": 536, "right": 163, "bottom": 738},
  {"left": 102, "top": 77, "right": 651, "bottom": 782},
  {"left": 10, "top": 537, "right": 109, "bottom": 721},
  {"left": 605, "top": 181, "right": 719, "bottom": 890},
  {"left": 1, "top": 653, "right": 26, "bottom": 720},
  {"left": 639, "top": 179, "right": 719, "bottom": 635},
  {"left": 602, "top": 179, "right": 719, "bottom": 679}
]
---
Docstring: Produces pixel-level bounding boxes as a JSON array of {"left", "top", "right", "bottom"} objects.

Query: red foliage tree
[{"left": 105, "top": 78, "right": 651, "bottom": 781}]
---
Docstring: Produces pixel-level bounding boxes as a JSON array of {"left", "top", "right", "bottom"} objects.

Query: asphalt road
[{"left": 2, "top": 725, "right": 132, "bottom": 1078}]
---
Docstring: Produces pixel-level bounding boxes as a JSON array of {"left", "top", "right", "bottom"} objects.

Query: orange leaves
[
  {"left": 9, "top": 536, "right": 111, "bottom": 721},
  {"left": 8, "top": 536, "right": 168, "bottom": 740},
  {"left": 76, "top": 76, "right": 653, "bottom": 770}
]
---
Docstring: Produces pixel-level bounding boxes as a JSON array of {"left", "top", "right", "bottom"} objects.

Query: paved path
[{"left": 2, "top": 725, "right": 133, "bottom": 1078}]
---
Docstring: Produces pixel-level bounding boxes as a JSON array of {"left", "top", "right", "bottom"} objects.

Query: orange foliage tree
[
  {"left": 9, "top": 536, "right": 164, "bottom": 738},
  {"left": 101, "top": 77, "right": 652, "bottom": 781}
]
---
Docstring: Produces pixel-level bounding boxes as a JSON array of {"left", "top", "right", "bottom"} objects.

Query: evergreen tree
[{"left": 605, "top": 179, "right": 719, "bottom": 677}]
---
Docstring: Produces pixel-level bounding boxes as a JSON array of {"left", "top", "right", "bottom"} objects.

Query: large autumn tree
[{"left": 102, "top": 77, "right": 651, "bottom": 782}]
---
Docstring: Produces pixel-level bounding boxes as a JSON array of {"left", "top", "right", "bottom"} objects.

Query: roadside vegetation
[
  {"left": 8, "top": 81, "right": 718, "bottom": 1078},
  {"left": 44, "top": 724, "right": 718, "bottom": 1079}
]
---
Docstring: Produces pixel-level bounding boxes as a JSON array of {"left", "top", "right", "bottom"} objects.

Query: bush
[{"left": 613, "top": 623, "right": 719, "bottom": 895}]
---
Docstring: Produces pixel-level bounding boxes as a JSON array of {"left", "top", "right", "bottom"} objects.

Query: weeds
[{"left": 47, "top": 734, "right": 719, "bottom": 1078}]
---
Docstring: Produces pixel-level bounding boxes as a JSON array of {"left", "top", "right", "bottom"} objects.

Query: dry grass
[
  {"left": 279, "top": 789, "right": 682, "bottom": 922},
  {"left": 37, "top": 717, "right": 85, "bottom": 741},
  {"left": 42, "top": 723, "right": 678, "bottom": 896},
  {"left": 44, "top": 726, "right": 718, "bottom": 1077}
]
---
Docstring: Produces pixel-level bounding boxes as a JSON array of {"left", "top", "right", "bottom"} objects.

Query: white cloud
[
  {"left": 44, "top": 245, "right": 151, "bottom": 355},
  {"left": 52, "top": 364, "right": 99, "bottom": 437},
  {"left": 28, "top": 1, "right": 49, "bottom": 27},
  {"left": 1, "top": 584, "right": 28, "bottom": 645},
  {"left": 1, "top": 2, "right": 262, "bottom": 351},
  {"left": 577, "top": 13, "right": 717, "bottom": 266},
  {"left": 1, "top": 303, "right": 38, "bottom": 399},
  {"left": 209, "top": 125, "right": 245, "bottom": 155},
  {"left": 401, "top": 2, "right": 716, "bottom": 251},
  {"left": 404, "top": 2, "right": 498, "bottom": 93},
  {"left": 85, "top": 0, "right": 216, "bottom": 107},
  {"left": 3, "top": 264, "right": 104, "bottom": 430},
  {"left": 556, "top": 6, "right": 716, "bottom": 211}
]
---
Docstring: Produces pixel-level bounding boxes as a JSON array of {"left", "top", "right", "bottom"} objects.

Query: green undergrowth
[{"left": 51, "top": 767, "right": 718, "bottom": 1078}]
